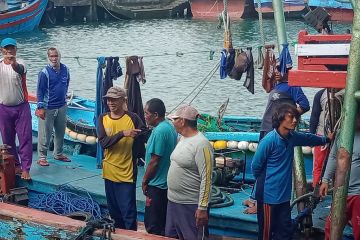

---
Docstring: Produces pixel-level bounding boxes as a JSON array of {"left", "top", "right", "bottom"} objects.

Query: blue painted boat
[{"left": 0, "top": 0, "right": 48, "bottom": 35}]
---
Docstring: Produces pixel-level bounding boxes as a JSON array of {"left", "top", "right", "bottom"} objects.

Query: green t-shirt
[{"left": 145, "top": 120, "right": 177, "bottom": 189}]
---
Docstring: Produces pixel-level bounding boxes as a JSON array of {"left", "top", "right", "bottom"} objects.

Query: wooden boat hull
[
  {"left": 190, "top": 0, "right": 256, "bottom": 20},
  {"left": 0, "top": 0, "right": 48, "bottom": 35},
  {"left": 255, "top": 1, "right": 306, "bottom": 19}
]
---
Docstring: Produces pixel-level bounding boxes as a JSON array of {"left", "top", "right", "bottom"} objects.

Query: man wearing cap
[
  {"left": 35, "top": 47, "right": 70, "bottom": 166},
  {"left": 166, "top": 105, "right": 213, "bottom": 240},
  {"left": 142, "top": 98, "right": 177, "bottom": 236},
  {"left": 0, "top": 38, "right": 32, "bottom": 180},
  {"left": 97, "top": 86, "right": 146, "bottom": 231}
]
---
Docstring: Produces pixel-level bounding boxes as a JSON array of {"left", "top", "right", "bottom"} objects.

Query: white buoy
[
  {"left": 302, "top": 146, "right": 312, "bottom": 155},
  {"left": 77, "top": 134, "right": 87, "bottom": 142},
  {"left": 85, "top": 136, "right": 97, "bottom": 145},
  {"left": 69, "top": 131, "right": 78, "bottom": 140},
  {"left": 227, "top": 141, "right": 238, "bottom": 149},
  {"left": 238, "top": 141, "right": 249, "bottom": 151},
  {"left": 248, "top": 142, "right": 258, "bottom": 152},
  {"left": 65, "top": 127, "right": 71, "bottom": 135}
]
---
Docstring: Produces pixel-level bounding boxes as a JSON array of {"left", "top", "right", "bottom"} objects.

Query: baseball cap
[
  {"left": 168, "top": 105, "right": 199, "bottom": 121},
  {"left": 103, "top": 86, "right": 127, "bottom": 99},
  {"left": 1, "top": 38, "right": 17, "bottom": 48}
]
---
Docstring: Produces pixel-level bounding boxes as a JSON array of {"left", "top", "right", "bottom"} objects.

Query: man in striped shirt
[
  {"left": 166, "top": 105, "right": 213, "bottom": 240},
  {"left": 0, "top": 38, "right": 32, "bottom": 180}
]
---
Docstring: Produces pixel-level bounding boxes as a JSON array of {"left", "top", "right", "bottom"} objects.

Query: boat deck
[{"left": 16, "top": 150, "right": 354, "bottom": 239}]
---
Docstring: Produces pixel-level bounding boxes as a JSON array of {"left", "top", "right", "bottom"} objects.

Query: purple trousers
[{"left": 0, "top": 102, "right": 32, "bottom": 171}]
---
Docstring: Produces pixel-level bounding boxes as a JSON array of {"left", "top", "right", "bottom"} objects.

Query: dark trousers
[
  {"left": 144, "top": 186, "right": 168, "bottom": 236},
  {"left": 104, "top": 179, "right": 137, "bottom": 230},
  {"left": 165, "top": 201, "right": 208, "bottom": 240},
  {"left": 257, "top": 201, "right": 292, "bottom": 240},
  {"left": 0, "top": 102, "right": 32, "bottom": 171}
]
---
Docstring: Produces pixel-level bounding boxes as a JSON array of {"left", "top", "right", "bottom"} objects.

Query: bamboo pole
[
  {"left": 272, "top": 0, "right": 287, "bottom": 50},
  {"left": 330, "top": 2, "right": 360, "bottom": 238}
]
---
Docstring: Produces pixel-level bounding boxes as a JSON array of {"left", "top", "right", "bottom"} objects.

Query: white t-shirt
[{"left": 0, "top": 58, "right": 27, "bottom": 106}]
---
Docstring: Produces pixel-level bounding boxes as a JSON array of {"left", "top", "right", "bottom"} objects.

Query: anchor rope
[{"left": 256, "top": 0, "right": 266, "bottom": 46}]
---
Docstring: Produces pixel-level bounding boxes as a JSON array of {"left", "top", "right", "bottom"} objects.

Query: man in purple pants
[{"left": 0, "top": 38, "right": 32, "bottom": 180}]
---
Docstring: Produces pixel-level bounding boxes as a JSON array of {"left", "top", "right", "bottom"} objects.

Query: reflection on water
[{"left": 11, "top": 19, "right": 351, "bottom": 117}]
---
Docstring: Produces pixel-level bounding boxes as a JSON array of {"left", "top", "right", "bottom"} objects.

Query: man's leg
[
  {"left": 144, "top": 186, "right": 168, "bottom": 235},
  {"left": 104, "top": 179, "right": 125, "bottom": 229},
  {"left": 38, "top": 109, "right": 56, "bottom": 160},
  {"left": 114, "top": 182, "right": 137, "bottom": 231},
  {"left": 15, "top": 103, "right": 33, "bottom": 173},
  {"left": 53, "top": 105, "right": 67, "bottom": 157},
  {"left": 165, "top": 201, "right": 179, "bottom": 238},
  {"left": 312, "top": 144, "right": 329, "bottom": 187},
  {"left": 272, "top": 201, "right": 293, "bottom": 240},
  {"left": 0, "top": 105, "right": 18, "bottom": 163},
  {"left": 257, "top": 202, "right": 273, "bottom": 240},
  {"left": 347, "top": 195, "right": 360, "bottom": 239}
]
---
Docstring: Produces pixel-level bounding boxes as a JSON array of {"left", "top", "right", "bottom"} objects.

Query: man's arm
[
  {"left": 309, "top": 89, "right": 325, "bottom": 134},
  {"left": 290, "top": 86, "right": 310, "bottom": 114},
  {"left": 292, "top": 131, "right": 330, "bottom": 147},
  {"left": 322, "top": 135, "right": 339, "bottom": 182},
  {"left": 142, "top": 154, "right": 161, "bottom": 195},
  {"left": 96, "top": 115, "right": 125, "bottom": 149},
  {"left": 195, "top": 144, "right": 213, "bottom": 210},
  {"left": 251, "top": 139, "right": 271, "bottom": 178},
  {"left": 37, "top": 71, "right": 48, "bottom": 109}
]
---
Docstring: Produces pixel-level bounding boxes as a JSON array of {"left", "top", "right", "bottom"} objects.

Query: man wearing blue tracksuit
[
  {"left": 36, "top": 47, "right": 70, "bottom": 166},
  {"left": 252, "top": 103, "right": 331, "bottom": 240}
]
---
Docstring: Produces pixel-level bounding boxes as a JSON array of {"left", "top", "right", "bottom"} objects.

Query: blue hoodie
[
  {"left": 252, "top": 129, "right": 328, "bottom": 204},
  {"left": 37, "top": 63, "right": 70, "bottom": 109}
]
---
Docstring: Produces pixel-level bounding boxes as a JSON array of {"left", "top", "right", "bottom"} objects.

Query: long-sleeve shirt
[
  {"left": 323, "top": 132, "right": 360, "bottom": 196},
  {"left": 37, "top": 64, "right": 70, "bottom": 109},
  {"left": 252, "top": 129, "right": 328, "bottom": 204},
  {"left": 167, "top": 132, "right": 213, "bottom": 210}
]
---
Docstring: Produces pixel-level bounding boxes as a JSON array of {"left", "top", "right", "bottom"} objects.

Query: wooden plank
[
  {"left": 288, "top": 70, "right": 346, "bottom": 88},
  {"left": 296, "top": 44, "right": 350, "bottom": 56}
]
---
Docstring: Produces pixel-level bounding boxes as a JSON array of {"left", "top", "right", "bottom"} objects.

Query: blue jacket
[
  {"left": 251, "top": 129, "right": 328, "bottom": 204},
  {"left": 37, "top": 64, "right": 70, "bottom": 109},
  {"left": 274, "top": 82, "right": 310, "bottom": 112}
]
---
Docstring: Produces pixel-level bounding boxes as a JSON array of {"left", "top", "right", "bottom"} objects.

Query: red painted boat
[{"left": 190, "top": 0, "right": 256, "bottom": 20}]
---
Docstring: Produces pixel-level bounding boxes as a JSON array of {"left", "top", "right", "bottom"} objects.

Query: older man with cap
[
  {"left": 166, "top": 105, "right": 213, "bottom": 240},
  {"left": 96, "top": 86, "right": 146, "bottom": 231},
  {"left": 35, "top": 47, "right": 70, "bottom": 166},
  {"left": 0, "top": 38, "right": 32, "bottom": 180}
]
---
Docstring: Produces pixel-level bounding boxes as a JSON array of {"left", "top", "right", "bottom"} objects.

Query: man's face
[
  {"left": 107, "top": 97, "right": 124, "bottom": 113},
  {"left": 48, "top": 50, "right": 60, "bottom": 67},
  {"left": 171, "top": 117, "right": 184, "bottom": 134},
  {"left": 279, "top": 112, "right": 298, "bottom": 131},
  {"left": 144, "top": 105, "right": 157, "bottom": 127},
  {"left": 1, "top": 45, "right": 16, "bottom": 57}
]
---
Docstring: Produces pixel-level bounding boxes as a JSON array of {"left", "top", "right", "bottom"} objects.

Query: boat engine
[
  {"left": 0, "top": 144, "right": 16, "bottom": 194},
  {"left": 213, "top": 150, "right": 245, "bottom": 187}
]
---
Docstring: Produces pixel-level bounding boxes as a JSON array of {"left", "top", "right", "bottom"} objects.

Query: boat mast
[
  {"left": 272, "top": 0, "right": 287, "bottom": 50},
  {"left": 330, "top": 2, "right": 360, "bottom": 238}
]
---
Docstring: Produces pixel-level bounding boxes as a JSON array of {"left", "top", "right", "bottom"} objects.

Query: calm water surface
[{"left": 10, "top": 19, "right": 351, "bottom": 117}]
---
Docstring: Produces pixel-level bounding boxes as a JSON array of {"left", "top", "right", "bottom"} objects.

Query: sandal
[
  {"left": 37, "top": 159, "right": 49, "bottom": 166},
  {"left": 54, "top": 155, "right": 71, "bottom": 162}
]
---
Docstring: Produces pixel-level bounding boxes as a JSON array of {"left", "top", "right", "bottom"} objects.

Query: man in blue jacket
[
  {"left": 252, "top": 103, "right": 332, "bottom": 240},
  {"left": 35, "top": 47, "right": 70, "bottom": 166}
]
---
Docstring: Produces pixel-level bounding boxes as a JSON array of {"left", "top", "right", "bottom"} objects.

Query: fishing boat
[
  {"left": 190, "top": 0, "right": 257, "bottom": 20},
  {"left": 254, "top": 0, "right": 307, "bottom": 18},
  {"left": 307, "top": 0, "right": 353, "bottom": 22},
  {"left": 0, "top": 0, "right": 48, "bottom": 35}
]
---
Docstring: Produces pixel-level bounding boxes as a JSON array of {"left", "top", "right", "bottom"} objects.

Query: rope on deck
[{"left": 29, "top": 185, "right": 102, "bottom": 220}]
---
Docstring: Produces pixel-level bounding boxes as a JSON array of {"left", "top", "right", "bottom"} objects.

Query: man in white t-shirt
[{"left": 0, "top": 38, "right": 32, "bottom": 180}]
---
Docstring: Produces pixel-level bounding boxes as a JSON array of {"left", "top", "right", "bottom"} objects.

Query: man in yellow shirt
[{"left": 97, "top": 86, "right": 145, "bottom": 230}]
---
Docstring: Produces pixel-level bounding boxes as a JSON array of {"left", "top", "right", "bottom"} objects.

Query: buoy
[
  {"left": 85, "top": 136, "right": 97, "bottom": 145},
  {"left": 302, "top": 146, "right": 312, "bottom": 155},
  {"left": 214, "top": 140, "right": 227, "bottom": 150},
  {"left": 248, "top": 142, "right": 258, "bottom": 152},
  {"left": 69, "top": 131, "right": 78, "bottom": 140},
  {"left": 77, "top": 134, "right": 87, "bottom": 142},
  {"left": 65, "top": 127, "right": 71, "bottom": 135},
  {"left": 227, "top": 141, "right": 238, "bottom": 149},
  {"left": 238, "top": 141, "right": 249, "bottom": 151}
]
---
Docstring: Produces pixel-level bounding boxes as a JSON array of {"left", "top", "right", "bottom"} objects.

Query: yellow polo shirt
[{"left": 102, "top": 114, "right": 135, "bottom": 183}]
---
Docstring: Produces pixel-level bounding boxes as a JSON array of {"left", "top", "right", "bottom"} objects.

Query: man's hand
[
  {"left": 123, "top": 129, "right": 141, "bottom": 137},
  {"left": 195, "top": 209, "right": 208, "bottom": 227},
  {"left": 327, "top": 132, "right": 335, "bottom": 141},
  {"left": 35, "top": 108, "right": 46, "bottom": 120},
  {"left": 320, "top": 182, "right": 329, "bottom": 198},
  {"left": 142, "top": 181, "right": 148, "bottom": 196}
]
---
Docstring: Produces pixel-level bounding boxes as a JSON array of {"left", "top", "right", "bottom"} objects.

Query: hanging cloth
[
  {"left": 262, "top": 45, "right": 276, "bottom": 93},
  {"left": 278, "top": 43, "right": 293, "bottom": 76},
  {"left": 243, "top": 47, "right": 255, "bottom": 94},
  {"left": 228, "top": 49, "right": 247, "bottom": 80},
  {"left": 126, "top": 56, "right": 145, "bottom": 124},
  {"left": 220, "top": 49, "right": 228, "bottom": 79},
  {"left": 95, "top": 57, "right": 106, "bottom": 168},
  {"left": 254, "top": 46, "right": 264, "bottom": 69}
]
